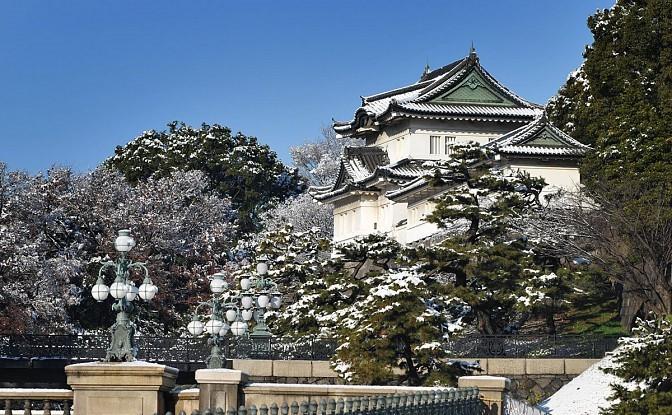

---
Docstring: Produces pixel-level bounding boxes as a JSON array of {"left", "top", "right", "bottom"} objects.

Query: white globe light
[
  {"left": 257, "top": 294, "right": 270, "bottom": 308},
  {"left": 219, "top": 322, "right": 230, "bottom": 336},
  {"left": 241, "top": 295, "right": 253, "bottom": 309},
  {"left": 230, "top": 321, "right": 248, "bottom": 336},
  {"left": 210, "top": 273, "right": 228, "bottom": 294},
  {"left": 114, "top": 229, "right": 136, "bottom": 253},
  {"left": 270, "top": 295, "right": 282, "bottom": 309},
  {"left": 205, "top": 317, "right": 224, "bottom": 335},
  {"left": 241, "top": 309, "right": 253, "bottom": 321},
  {"left": 109, "top": 281, "right": 129, "bottom": 299},
  {"left": 240, "top": 278, "right": 251, "bottom": 291},
  {"left": 91, "top": 282, "right": 109, "bottom": 302},
  {"left": 256, "top": 261, "right": 268, "bottom": 275},
  {"left": 138, "top": 281, "right": 157, "bottom": 301},
  {"left": 125, "top": 284, "right": 139, "bottom": 301},
  {"left": 225, "top": 309, "right": 237, "bottom": 322},
  {"left": 187, "top": 318, "right": 204, "bottom": 336}
]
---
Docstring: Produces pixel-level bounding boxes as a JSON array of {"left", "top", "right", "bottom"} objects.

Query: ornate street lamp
[
  {"left": 187, "top": 256, "right": 282, "bottom": 367},
  {"left": 186, "top": 271, "right": 230, "bottom": 369},
  {"left": 91, "top": 229, "right": 157, "bottom": 362}
]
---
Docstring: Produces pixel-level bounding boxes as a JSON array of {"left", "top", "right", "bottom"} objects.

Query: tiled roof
[
  {"left": 393, "top": 103, "right": 541, "bottom": 117},
  {"left": 333, "top": 51, "right": 542, "bottom": 138},
  {"left": 308, "top": 156, "right": 436, "bottom": 202},
  {"left": 486, "top": 113, "right": 590, "bottom": 158}
]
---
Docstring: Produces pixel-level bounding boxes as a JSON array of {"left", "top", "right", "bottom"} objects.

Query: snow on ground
[{"left": 538, "top": 353, "right": 622, "bottom": 415}]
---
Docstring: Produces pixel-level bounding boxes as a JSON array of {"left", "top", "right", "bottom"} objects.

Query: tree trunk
[
  {"left": 401, "top": 338, "right": 421, "bottom": 386},
  {"left": 545, "top": 312, "right": 557, "bottom": 335}
]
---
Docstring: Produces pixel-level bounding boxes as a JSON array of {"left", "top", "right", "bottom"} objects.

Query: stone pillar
[
  {"left": 458, "top": 375, "right": 510, "bottom": 415},
  {"left": 65, "top": 362, "right": 178, "bottom": 415},
  {"left": 195, "top": 369, "right": 247, "bottom": 411}
]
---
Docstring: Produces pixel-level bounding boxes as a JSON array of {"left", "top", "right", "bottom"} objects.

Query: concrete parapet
[
  {"left": 172, "top": 387, "right": 199, "bottom": 415},
  {"left": 459, "top": 376, "right": 509, "bottom": 415},
  {"left": 65, "top": 361, "right": 178, "bottom": 415},
  {"left": 564, "top": 358, "right": 600, "bottom": 375},
  {"left": 311, "top": 361, "right": 338, "bottom": 378},
  {"left": 195, "top": 368, "right": 247, "bottom": 411},
  {"left": 486, "top": 358, "right": 526, "bottom": 375},
  {"left": 525, "top": 358, "right": 565, "bottom": 375},
  {"left": 232, "top": 359, "right": 274, "bottom": 377},
  {"left": 273, "top": 360, "right": 312, "bottom": 378}
]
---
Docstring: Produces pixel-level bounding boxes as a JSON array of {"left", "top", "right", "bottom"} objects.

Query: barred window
[
  {"left": 430, "top": 135, "right": 441, "bottom": 154},
  {"left": 445, "top": 136, "right": 456, "bottom": 155}
]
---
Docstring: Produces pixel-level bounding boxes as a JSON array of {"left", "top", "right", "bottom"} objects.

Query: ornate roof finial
[
  {"left": 467, "top": 42, "right": 478, "bottom": 64},
  {"left": 420, "top": 60, "right": 431, "bottom": 80}
]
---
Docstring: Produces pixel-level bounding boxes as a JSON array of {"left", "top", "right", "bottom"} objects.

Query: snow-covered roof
[
  {"left": 486, "top": 113, "right": 591, "bottom": 158},
  {"left": 309, "top": 151, "right": 438, "bottom": 202},
  {"left": 334, "top": 50, "right": 543, "bottom": 139}
]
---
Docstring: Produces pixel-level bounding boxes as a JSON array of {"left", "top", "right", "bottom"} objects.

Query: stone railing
[
  {"left": 0, "top": 389, "right": 73, "bottom": 415},
  {"left": 168, "top": 388, "right": 482, "bottom": 415},
  {"left": 0, "top": 362, "right": 513, "bottom": 415}
]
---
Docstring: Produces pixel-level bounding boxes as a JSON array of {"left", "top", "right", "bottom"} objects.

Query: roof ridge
[
  {"left": 487, "top": 113, "right": 590, "bottom": 150},
  {"left": 362, "top": 80, "right": 432, "bottom": 103}
]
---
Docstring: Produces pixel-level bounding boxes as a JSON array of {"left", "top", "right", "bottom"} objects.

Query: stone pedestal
[
  {"left": 459, "top": 375, "right": 510, "bottom": 415},
  {"left": 195, "top": 369, "right": 247, "bottom": 411},
  {"left": 65, "top": 361, "right": 178, "bottom": 415}
]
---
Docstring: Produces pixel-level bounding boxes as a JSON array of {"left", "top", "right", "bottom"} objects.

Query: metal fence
[
  {"left": 0, "top": 334, "right": 337, "bottom": 364},
  {"left": 444, "top": 334, "right": 619, "bottom": 358},
  {"left": 162, "top": 389, "right": 482, "bottom": 415},
  {"left": 0, "top": 333, "right": 618, "bottom": 364}
]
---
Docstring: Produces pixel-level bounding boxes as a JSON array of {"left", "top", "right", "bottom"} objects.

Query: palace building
[{"left": 310, "top": 49, "right": 589, "bottom": 245}]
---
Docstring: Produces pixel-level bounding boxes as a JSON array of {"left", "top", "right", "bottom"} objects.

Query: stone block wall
[
  {"left": 231, "top": 360, "right": 345, "bottom": 385},
  {"left": 227, "top": 357, "right": 598, "bottom": 403},
  {"left": 462, "top": 357, "right": 599, "bottom": 403}
]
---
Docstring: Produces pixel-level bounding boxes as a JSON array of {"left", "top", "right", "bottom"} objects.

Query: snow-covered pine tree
[
  {"left": 278, "top": 234, "right": 472, "bottom": 386},
  {"left": 417, "top": 143, "right": 574, "bottom": 334},
  {"left": 602, "top": 317, "right": 672, "bottom": 414},
  {"left": 109, "top": 122, "right": 302, "bottom": 233}
]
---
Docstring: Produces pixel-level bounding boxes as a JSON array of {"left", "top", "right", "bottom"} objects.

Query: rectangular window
[
  {"left": 444, "top": 136, "right": 456, "bottom": 155},
  {"left": 430, "top": 135, "right": 441, "bottom": 154}
]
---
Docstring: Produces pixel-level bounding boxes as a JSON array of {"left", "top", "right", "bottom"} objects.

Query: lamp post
[
  {"left": 91, "top": 229, "right": 157, "bottom": 362},
  {"left": 187, "top": 256, "right": 282, "bottom": 367},
  {"left": 186, "top": 271, "right": 230, "bottom": 369}
]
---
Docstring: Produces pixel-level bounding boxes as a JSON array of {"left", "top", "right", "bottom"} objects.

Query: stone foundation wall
[
  {"left": 461, "top": 358, "right": 600, "bottom": 403},
  {"left": 508, "top": 375, "right": 573, "bottom": 403},
  {"left": 246, "top": 376, "right": 346, "bottom": 385}
]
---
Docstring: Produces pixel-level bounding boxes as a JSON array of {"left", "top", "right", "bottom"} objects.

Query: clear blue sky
[{"left": 0, "top": 0, "right": 613, "bottom": 172}]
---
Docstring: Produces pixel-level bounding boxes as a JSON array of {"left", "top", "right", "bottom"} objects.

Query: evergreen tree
[
  {"left": 547, "top": 0, "right": 672, "bottom": 324},
  {"left": 602, "top": 318, "right": 672, "bottom": 414},
  {"left": 418, "top": 143, "right": 571, "bottom": 334},
  {"left": 278, "top": 234, "right": 473, "bottom": 385},
  {"left": 108, "top": 122, "right": 302, "bottom": 233}
]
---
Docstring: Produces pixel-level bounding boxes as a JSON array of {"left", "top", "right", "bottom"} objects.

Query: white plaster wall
[
  {"left": 374, "top": 119, "right": 517, "bottom": 163},
  {"left": 507, "top": 164, "right": 581, "bottom": 192},
  {"left": 333, "top": 194, "right": 379, "bottom": 244},
  {"left": 406, "top": 199, "right": 439, "bottom": 243}
]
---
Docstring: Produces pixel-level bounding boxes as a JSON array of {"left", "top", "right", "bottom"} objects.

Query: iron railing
[
  {"left": 444, "top": 334, "right": 619, "bottom": 358},
  {"left": 0, "top": 333, "right": 618, "bottom": 364},
  {"left": 0, "top": 334, "right": 337, "bottom": 364}
]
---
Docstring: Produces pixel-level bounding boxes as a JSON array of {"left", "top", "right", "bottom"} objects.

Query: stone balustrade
[{"left": 0, "top": 389, "right": 73, "bottom": 415}]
